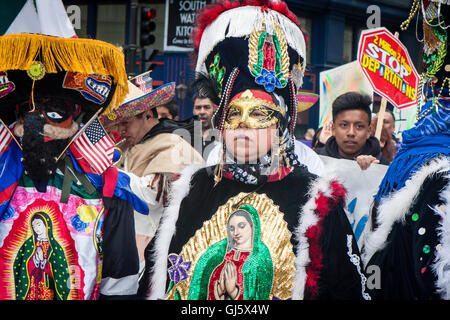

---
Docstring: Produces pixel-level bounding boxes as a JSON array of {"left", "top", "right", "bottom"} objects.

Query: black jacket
[
  {"left": 142, "top": 116, "right": 197, "bottom": 143},
  {"left": 366, "top": 171, "right": 449, "bottom": 299},
  {"left": 315, "top": 136, "right": 390, "bottom": 165}
]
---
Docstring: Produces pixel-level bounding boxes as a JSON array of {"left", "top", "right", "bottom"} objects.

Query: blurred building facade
[{"left": 63, "top": 0, "right": 418, "bottom": 131}]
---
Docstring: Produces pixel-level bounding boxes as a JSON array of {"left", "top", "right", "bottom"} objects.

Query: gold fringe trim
[{"left": 0, "top": 33, "right": 129, "bottom": 113}]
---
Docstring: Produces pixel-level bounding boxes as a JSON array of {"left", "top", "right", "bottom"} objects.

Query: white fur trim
[
  {"left": 146, "top": 164, "right": 205, "bottom": 300},
  {"left": 362, "top": 157, "right": 450, "bottom": 267},
  {"left": 292, "top": 174, "right": 343, "bottom": 299},
  {"left": 431, "top": 171, "right": 450, "bottom": 299},
  {"left": 195, "top": 6, "right": 306, "bottom": 74}
]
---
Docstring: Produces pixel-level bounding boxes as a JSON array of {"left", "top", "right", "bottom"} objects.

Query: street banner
[
  {"left": 319, "top": 61, "right": 373, "bottom": 128},
  {"left": 319, "top": 155, "right": 388, "bottom": 249},
  {"left": 164, "top": 0, "right": 213, "bottom": 52},
  {"left": 357, "top": 27, "right": 419, "bottom": 110}
]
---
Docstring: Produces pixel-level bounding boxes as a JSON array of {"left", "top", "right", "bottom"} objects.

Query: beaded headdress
[
  {"left": 401, "top": 0, "right": 449, "bottom": 128},
  {"left": 192, "top": 0, "right": 308, "bottom": 136},
  {"left": 192, "top": 0, "right": 309, "bottom": 185},
  {"left": 374, "top": 0, "right": 449, "bottom": 203}
]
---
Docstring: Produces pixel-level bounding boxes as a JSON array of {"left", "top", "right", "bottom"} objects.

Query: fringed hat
[
  {"left": 374, "top": 0, "right": 450, "bottom": 203},
  {"left": 192, "top": 0, "right": 308, "bottom": 136},
  {"left": 99, "top": 80, "right": 176, "bottom": 129},
  {"left": 0, "top": 33, "right": 128, "bottom": 125}
]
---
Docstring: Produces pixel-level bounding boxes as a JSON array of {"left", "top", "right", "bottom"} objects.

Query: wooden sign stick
[{"left": 375, "top": 31, "right": 399, "bottom": 141}]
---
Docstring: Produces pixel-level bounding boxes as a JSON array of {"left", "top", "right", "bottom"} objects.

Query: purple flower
[
  {"left": 255, "top": 69, "right": 282, "bottom": 93},
  {"left": 168, "top": 254, "right": 191, "bottom": 285}
]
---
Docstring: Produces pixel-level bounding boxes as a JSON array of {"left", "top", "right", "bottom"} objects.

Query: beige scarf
[{"left": 123, "top": 133, "right": 204, "bottom": 177}]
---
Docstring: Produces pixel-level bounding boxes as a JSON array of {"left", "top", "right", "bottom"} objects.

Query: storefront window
[
  {"left": 343, "top": 24, "right": 353, "bottom": 63},
  {"left": 96, "top": 4, "right": 126, "bottom": 47},
  {"left": 297, "top": 16, "right": 312, "bottom": 65}
]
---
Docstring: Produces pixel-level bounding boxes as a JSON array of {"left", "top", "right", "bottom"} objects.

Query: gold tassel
[
  {"left": 0, "top": 33, "right": 129, "bottom": 113},
  {"left": 30, "top": 80, "right": 36, "bottom": 112},
  {"left": 214, "top": 145, "right": 225, "bottom": 187},
  {"left": 423, "top": 20, "right": 443, "bottom": 54},
  {"left": 213, "top": 161, "right": 223, "bottom": 187}
]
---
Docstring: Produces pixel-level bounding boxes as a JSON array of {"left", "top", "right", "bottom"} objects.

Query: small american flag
[
  {"left": 70, "top": 116, "right": 114, "bottom": 175},
  {"left": 132, "top": 71, "right": 153, "bottom": 93},
  {"left": 0, "top": 120, "right": 12, "bottom": 154}
]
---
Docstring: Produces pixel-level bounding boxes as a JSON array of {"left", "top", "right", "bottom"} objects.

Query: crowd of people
[{"left": 0, "top": 0, "right": 448, "bottom": 301}]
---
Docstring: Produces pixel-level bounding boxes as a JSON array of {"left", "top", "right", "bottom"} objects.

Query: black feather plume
[{"left": 188, "top": 72, "right": 220, "bottom": 106}]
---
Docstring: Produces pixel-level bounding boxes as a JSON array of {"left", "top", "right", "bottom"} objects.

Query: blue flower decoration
[
  {"left": 255, "top": 69, "right": 282, "bottom": 93},
  {"left": 168, "top": 254, "right": 191, "bottom": 285},
  {"left": 0, "top": 203, "right": 15, "bottom": 221},
  {"left": 71, "top": 215, "right": 89, "bottom": 232}
]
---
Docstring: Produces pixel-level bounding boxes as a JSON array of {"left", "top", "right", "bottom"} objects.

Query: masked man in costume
[
  {"left": 101, "top": 79, "right": 205, "bottom": 279},
  {"left": 0, "top": 33, "right": 148, "bottom": 300},
  {"left": 363, "top": 0, "right": 450, "bottom": 299},
  {"left": 139, "top": 0, "right": 369, "bottom": 300}
]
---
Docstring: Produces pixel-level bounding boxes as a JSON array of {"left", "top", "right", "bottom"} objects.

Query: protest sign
[
  {"left": 358, "top": 27, "right": 419, "bottom": 138},
  {"left": 319, "top": 155, "right": 388, "bottom": 249},
  {"left": 319, "top": 61, "right": 373, "bottom": 128},
  {"left": 358, "top": 27, "right": 419, "bottom": 110}
]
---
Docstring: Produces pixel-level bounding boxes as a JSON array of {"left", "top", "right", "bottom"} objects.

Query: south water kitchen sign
[
  {"left": 164, "top": 0, "right": 213, "bottom": 51},
  {"left": 357, "top": 27, "right": 419, "bottom": 109}
]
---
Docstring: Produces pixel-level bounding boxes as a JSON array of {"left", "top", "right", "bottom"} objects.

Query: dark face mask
[{"left": 21, "top": 111, "right": 71, "bottom": 182}]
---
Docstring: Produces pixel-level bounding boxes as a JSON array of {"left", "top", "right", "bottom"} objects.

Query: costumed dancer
[
  {"left": 100, "top": 78, "right": 205, "bottom": 282},
  {"left": 0, "top": 33, "right": 148, "bottom": 300},
  {"left": 363, "top": 0, "right": 450, "bottom": 299},
  {"left": 139, "top": 0, "right": 369, "bottom": 300}
]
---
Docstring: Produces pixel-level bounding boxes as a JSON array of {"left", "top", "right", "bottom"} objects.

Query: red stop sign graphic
[{"left": 357, "top": 27, "right": 419, "bottom": 109}]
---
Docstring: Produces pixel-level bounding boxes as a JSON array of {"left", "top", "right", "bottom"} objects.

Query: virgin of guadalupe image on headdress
[
  {"left": 188, "top": 205, "right": 273, "bottom": 300},
  {"left": 13, "top": 212, "right": 70, "bottom": 300}
]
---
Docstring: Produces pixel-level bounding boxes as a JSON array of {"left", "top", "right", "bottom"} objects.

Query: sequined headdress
[
  {"left": 401, "top": 0, "right": 450, "bottom": 128},
  {"left": 192, "top": 0, "right": 309, "bottom": 185},
  {"left": 192, "top": 0, "right": 308, "bottom": 136}
]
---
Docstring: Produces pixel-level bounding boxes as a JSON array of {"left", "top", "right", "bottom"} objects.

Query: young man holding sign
[{"left": 315, "top": 91, "right": 390, "bottom": 169}]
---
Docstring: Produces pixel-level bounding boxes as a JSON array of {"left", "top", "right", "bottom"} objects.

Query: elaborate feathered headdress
[{"left": 192, "top": 0, "right": 308, "bottom": 136}]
